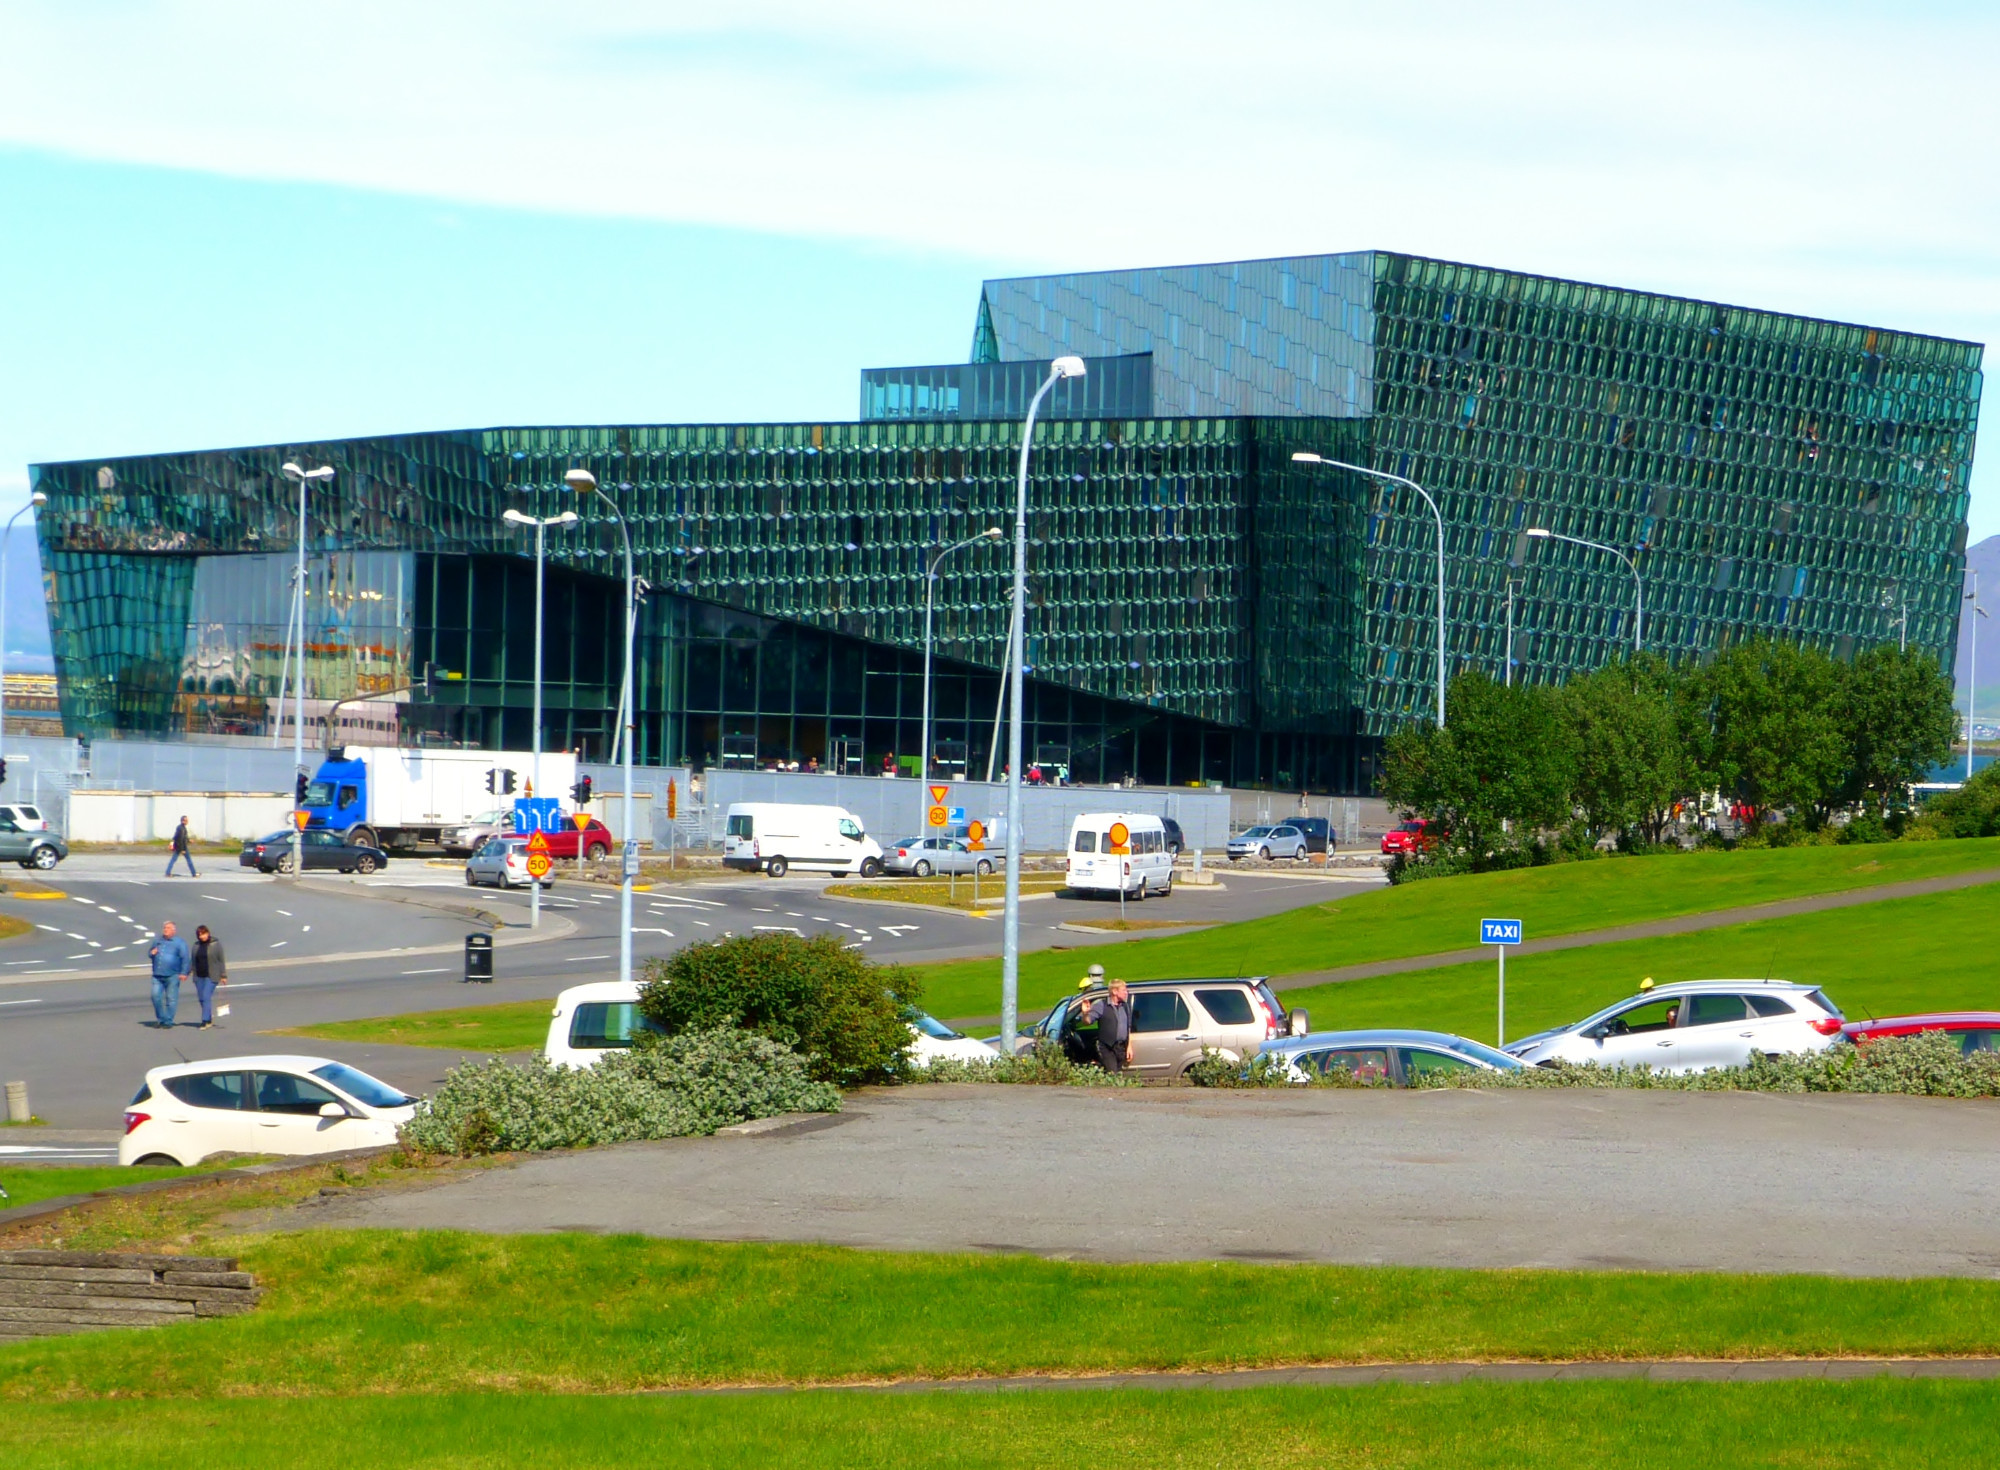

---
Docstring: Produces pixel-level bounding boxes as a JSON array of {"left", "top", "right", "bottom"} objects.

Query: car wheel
[
  {"left": 1158, "top": 871, "right": 1173, "bottom": 896},
  {"left": 464, "top": 868, "right": 477, "bottom": 886},
  {"left": 586, "top": 843, "right": 608, "bottom": 861},
  {"left": 355, "top": 854, "right": 379, "bottom": 874},
  {"left": 29, "top": 845, "right": 59, "bottom": 871},
  {"left": 1258, "top": 846, "right": 1271, "bottom": 862},
  {"left": 349, "top": 827, "right": 378, "bottom": 852},
  {"left": 859, "top": 857, "right": 883, "bottom": 878},
  {"left": 1294, "top": 846, "right": 1306, "bottom": 862},
  {"left": 132, "top": 1153, "right": 183, "bottom": 1168},
  {"left": 1130, "top": 878, "right": 1146, "bottom": 903},
  {"left": 276, "top": 853, "right": 296, "bottom": 875},
  {"left": 766, "top": 856, "right": 788, "bottom": 879},
  {"left": 913, "top": 859, "right": 933, "bottom": 878},
  {"left": 498, "top": 869, "right": 514, "bottom": 889},
  {"left": 976, "top": 859, "right": 993, "bottom": 877}
]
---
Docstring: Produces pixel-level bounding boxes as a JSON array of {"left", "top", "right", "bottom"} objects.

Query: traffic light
[
  {"left": 295, "top": 772, "right": 309, "bottom": 805},
  {"left": 500, "top": 769, "right": 518, "bottom": 795},
  {"left": 0, "top": 757, "right": 9, "bottom": 786},
  {"left": 484, "top": 768, "right": 498, "bottom": 795},
  {"left": 573, "top": 775, "right": 592, "bottom": 807}
]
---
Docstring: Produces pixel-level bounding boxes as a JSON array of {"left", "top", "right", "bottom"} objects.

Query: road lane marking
[
  {"left": 564, "top": 954, "right": 612, "bottom": 962},
  {"left": 269, "top": 941, "right": 288, "bottom": 948},
  {"left": 631, "top": 927, "right": 674, "bottom": 937},
  {"left": 753, "top": 925, "right": 802, "bottom": 935},
  {"left": 693, "top": 920, "right": 711, "bottom": 927},
  {"left": 274, "top": 909, "right": 293, "bottom": 917},
  {"left": 301, "top": 925, "right": 311, "bottom": 932},
  {"left": 784, "top": 912, "right": 804, "bottom": 918},
  {"left": 65, "top": 953, "right": 90, "bottom": 959},
  {"left": 35, "top": 924, "right": 57, "bottom": 932},
  {"left": 68, "top": 897, "right": 94, "bottom": 904},
  {"left": 65, "top": 933, "right": 87, "bottom": 940},
  {"left": 201, "top": 896, "right": 228, "bottom": 903},
  {"left": 0, "top": 998, "right": 42, "bottom": 1006},
  {"left": 401, "top": 967, "right": 450, "bottom": 975},
  {"left": 4, "top": 959, "right": 46, "bottom": 965}
]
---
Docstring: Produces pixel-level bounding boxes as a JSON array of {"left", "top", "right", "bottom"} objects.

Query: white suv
[
  {"left": 1504, "top": 980, "right": 1845, "bottom": 1075},
  {"left": 0, "top": 803, "right": 48, "bottom": 832}
]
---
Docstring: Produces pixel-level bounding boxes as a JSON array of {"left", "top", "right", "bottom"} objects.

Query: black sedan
[{"left": 239, "top": 829, "right": 388, "bottom": 875}]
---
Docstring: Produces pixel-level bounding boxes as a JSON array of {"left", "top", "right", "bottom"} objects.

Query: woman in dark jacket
[{"left": 192, "top": 925, "right": 228, "bottom": 1030}]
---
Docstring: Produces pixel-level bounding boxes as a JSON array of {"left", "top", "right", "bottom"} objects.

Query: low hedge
[
  {"left": 1466, "top": 1030, "right": 2000, "bottom": 1096},
  {"left": 915, "top": 1047, "right": 1142, "bottom": 1087},
  {"left": 400, "top": 1027, "right": 840, "bottom": 1156}
]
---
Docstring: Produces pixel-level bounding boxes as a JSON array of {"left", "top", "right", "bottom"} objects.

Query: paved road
[
  {"left": 0, "top": 856, "right": 1369, "bottom": 1126},
  {"left": 305, "top": 1086, "right": 2000, "bottom": 1278}
]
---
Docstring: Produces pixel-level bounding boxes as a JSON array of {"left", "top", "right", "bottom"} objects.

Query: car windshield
[
  {"left": 311, "top": 1062, "right": 413, "bottom": 1109},
  {"left": 1805, "top": 988, "right": 1845, "bottom": 1021},
  {"left": 1440, "top": 1037, "right": 1521, "bottom": 1068},
  {"left": 1240, "top": 826, "right": 1273, "bottom": 838},
  {"left": 909, "top": 1012, "right": 965, "bottom": 1040},
  {"left": 893, "top": 837, "right": 925, "bottom": 850},
  {"left": 303, "top": 780, "right": 337, "bottom": 806}
]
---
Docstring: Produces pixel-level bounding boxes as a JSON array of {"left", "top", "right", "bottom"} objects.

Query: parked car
[
  {"left": 1290, "top": 817, "right": 1333, "bottom": 854},
  {"left": 721, "top": 802, "right": 884, "bottom": 878},
  {"left": 1504, "top": 980, "right": 1846, "bottom": 1074},
  {"left": 1225, "top": 824, "right": 1308, "bottom": 862},
  {"left": 906, "top": 1012, "right": 997, "bottom": 1068},
  {"left": 883, "top": 836, "right": 996, "bottom": 878},
  {"left": 1161, "top": 817, "right": 1185, "bottom": 857},
  {"left": 1380, "top": 818, "right": 1438, "bottom": 855},
  {"left": 0, "top": 803, "right": 50, "bottom": 833},
  {"left": 464, "top": 835, "right": 554, "bottom": 889},
  {"left": 1018, "top": 977, "right": 1307, "bottom": 1078},
  {"left": 239, "top": 828, "right": 387, "bottom": 874},
  {"left": 1841, "top": 1012, "right": 2000, "bottom": 1055},
  {"left": 534, "top": 817, "right": 613, "bottom": 861},
  {"left": 0, "top": 811, "right": 65, "bottom": 870},
  {"left": 1066, "top": 812, "right": 1174, "bottom": 898},
  {"left": 445, "top": 806, "right": 516, "bottom": 856},
  {"left": 120, "top": 1055, "right": 417, "bottom": 1166},
  {"left": 1259, "top": 1029, "right": 1524, "bottom": 1085}
]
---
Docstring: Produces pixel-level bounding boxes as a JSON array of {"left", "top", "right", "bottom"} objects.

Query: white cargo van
[
  {"left": 721, "top": 803, "right": 884, "bottom": 878},
  {"left": 1065, "top": 811, "right": 1174, "bottom": 899}
]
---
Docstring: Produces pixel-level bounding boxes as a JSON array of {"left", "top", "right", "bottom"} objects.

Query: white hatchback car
[
  {"left": 120, "top": 1055, "right": 418, "bottom": 1166},
  {"left": 1504, "top": 980, "right": 1846, "bottom": 1074}
]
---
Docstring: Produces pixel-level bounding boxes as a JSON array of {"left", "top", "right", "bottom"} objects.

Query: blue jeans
[
  {"left": 166, "top": 850, "right": 197, "bottom": 877},
  {"left": 194, "top": 978, "right": 218, "bottom": 1024},
  {"left": 151, "top": 975, "right": 181, "bottom": 1027}
]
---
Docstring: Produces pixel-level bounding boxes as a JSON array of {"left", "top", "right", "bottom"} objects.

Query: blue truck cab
[{"left": 302, "top": 756, "right": 369, "bottom": 839}]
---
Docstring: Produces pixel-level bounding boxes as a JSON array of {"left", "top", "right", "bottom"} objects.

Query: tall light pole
[
  {"left": 1000, "top": 355, "right": 1085, "bottom": 1054},
  {"left": 1525, "top": 527, "right": 1644, "bottom": 653},
  {"left": 1293, "top": 454, "right": 1448, "bottom": 727},
  {"left": 1504, "top": 577, "right": 1517, "bottom": 688},
  {"left": 280, "top": 462, "right": 334, "bottom": 879},
  {"left": 564, "top": 468, "right": 637, "bottom": 989},
  {"left": 0, "top": 491, "right": 47, "bottom": 783},
  {"left": 504, "top": 505, "right": 579, "bottom": 930},
  {"left": 1967, "top": 572, "right": 1988, "bottom": 784},
  {"left": 920, "top": 527, "right": 1002, "bottom": 831}
]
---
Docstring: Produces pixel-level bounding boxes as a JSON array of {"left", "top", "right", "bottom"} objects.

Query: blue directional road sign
[
  {"left": 1480, "top": 918, "right": 1523, "bottom": 946},
  {"left": 512, "top": 797, "right": 563, "bottom": 834}
]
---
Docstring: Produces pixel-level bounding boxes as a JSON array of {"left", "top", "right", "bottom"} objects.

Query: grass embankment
[
  {"left": 270, "top": 1000, "right": 554, "bottom": 1053},
  {"left": 0, "top": 1165, "right": 213, "bottom": 1210},
  {"left": 12, "top": 1230, "right": 2000, "bottom": 1399},
  {"left": 918, "top": 839, "right": 2000, "bottom": 1020},
  {"left": 3, "top": 1381, "right": 1993, "bottom": 1468},
  {"left": 1283, "top": 881, "right": 2000, "bottom": 1047}
]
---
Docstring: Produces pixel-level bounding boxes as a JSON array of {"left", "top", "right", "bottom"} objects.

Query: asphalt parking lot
[{"left": 301, "top": 1085, "right": 2000, "bottom": 1278}]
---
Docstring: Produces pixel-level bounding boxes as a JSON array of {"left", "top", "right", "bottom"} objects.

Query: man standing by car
[
  {"left": 147, "top": 920, "right": 191, "bottom": 1029},
  {"left": 1084, "top": 978, "right": 1133, "bottom": 1074},
  {"left": 165, "top": 815, "right": 197, "bottom": 878}
]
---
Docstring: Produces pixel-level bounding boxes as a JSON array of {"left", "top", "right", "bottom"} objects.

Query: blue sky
[{"left": 0, "top": 0, "right": 1993, "bottom": 661}]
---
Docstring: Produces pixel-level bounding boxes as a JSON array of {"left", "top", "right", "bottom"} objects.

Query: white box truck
[{"left": 301, "top": 748, "right": 577, "bottom": 852}]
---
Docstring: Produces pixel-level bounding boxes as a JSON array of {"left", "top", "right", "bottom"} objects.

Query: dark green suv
[{"left": 0, "top": 813, "right": 65, "bottom": 870}]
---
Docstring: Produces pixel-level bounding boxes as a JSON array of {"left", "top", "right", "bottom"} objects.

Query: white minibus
[{"left": 1065, "top": 811, "right": 1174, "bottom": 899}]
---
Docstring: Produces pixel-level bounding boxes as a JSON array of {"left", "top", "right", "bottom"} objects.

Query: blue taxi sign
[{"left": 1480, "top": 918, "right": 1523, "bottom": 945}]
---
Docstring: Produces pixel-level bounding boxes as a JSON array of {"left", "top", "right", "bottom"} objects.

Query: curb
[{"left": 0, "top": 1146, "right": 395, "bottom": 1233}]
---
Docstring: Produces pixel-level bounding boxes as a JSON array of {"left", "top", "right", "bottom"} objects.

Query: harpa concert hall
[{"left": 30, "top": 252, "right": 1984, "bottom": 791}]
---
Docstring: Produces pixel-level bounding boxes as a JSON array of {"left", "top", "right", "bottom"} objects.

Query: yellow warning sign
[{"left": 929, "top": 784, "right": 949, "bottom": 805}]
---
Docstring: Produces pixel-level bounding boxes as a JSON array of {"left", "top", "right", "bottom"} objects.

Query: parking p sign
[{"left": 1481, "top": 917, "right": 1523, "bottom": 1047}]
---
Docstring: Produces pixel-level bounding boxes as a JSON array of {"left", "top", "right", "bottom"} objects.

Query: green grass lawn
[
  {"left": 270, "top": 999, "right": 554, "bottom": 1053},
  {"left": 1278, "top": 881, "right": 2000, "bottom": 1047},
  {"left": 1, "top": 1380, "right": 1991, "bottom": 1468},
  {"left": 921, "top": 838, "right": 2000, "bottom": 1020},
  {"left": 0, "top": 1165, "right": 213, "bottom": 1210},
  {"left": 12, "top": 1232, "right": 2000, "bottom": 1400}
]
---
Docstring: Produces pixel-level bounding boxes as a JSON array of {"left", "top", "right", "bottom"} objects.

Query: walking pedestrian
[
  {"left": 166, "top": 815, "right": 198, "bottom": 878},
  {"left": 147, "top": 920, "right": 191, "bottom": 1029},
  {"left": 1084, "top": 978, "right": 1133, "bottom": 1074},
  {"left": 191, "top": 923, "right": 228, "bottom": 1030}
]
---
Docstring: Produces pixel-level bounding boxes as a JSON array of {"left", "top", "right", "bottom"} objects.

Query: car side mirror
[
  {"left": 318, "top": 1101, "right": 350, "bottom": 1119},
  {"left": 1288, "top": 1009, "right": 1309, "bottom": 1037}
]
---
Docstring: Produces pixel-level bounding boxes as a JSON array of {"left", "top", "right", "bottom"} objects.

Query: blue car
[{"left": 1258, "top": 1029, "right": 1524, "bottom": 1086}]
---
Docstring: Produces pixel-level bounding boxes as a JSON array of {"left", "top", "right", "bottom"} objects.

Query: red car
[
  {"left": 1380, "top": 818, "right": 1440, "bottom": 856},
  {"left": 516, "top": 817, "right": 613, "bottom": 861},
  {"left": 1841, "top": 1013, "right": 2000, "bottom": 1056}
]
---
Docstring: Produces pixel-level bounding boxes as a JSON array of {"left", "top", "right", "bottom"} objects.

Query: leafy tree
[
  {"left": 1380, "top": 670, "right": 1576, "bottom": 861},
  {"left": 638, "top": 932, "right": 919, "bottom": 1087},
  {"left": 1561, "top": 654, "right": 1701, "bottom": 845},
  {"left": 1910, "top": 764, "right": 2000, "bottom": 838},
  {"left": 1839, "top": 645, "right": 1957, "bottom": 815},
  {"left": 1694, "top": 639, "right": 1849, "bottom": 826}
]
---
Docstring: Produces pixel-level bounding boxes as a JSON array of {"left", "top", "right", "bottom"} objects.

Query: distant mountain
[
  {"left": 2, "top": 525, "right": 50, "bottom": 674},
  {"left": 1961, "top": 535, "right": 2000, "bottom": 703}
]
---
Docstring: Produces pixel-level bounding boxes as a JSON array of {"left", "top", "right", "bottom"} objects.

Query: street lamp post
[
  {"left": 280, "top": 462, "right": 334, "bottom": 880},
  {"left": 1524, "top": 527, "right": 1644, "bottom": 653},
  {"left": 1504, "top": 577, "right": 1517, "bottom": 688},
  {"left": 919, "top": 528, "right": 1003, "bottom": 833},
  {"left": 1967, "top": 573, "right": 1989, "bottom": 784},
  {"left": 1000, "top": 355, "right": 1086, "bottom": 1055},
  {"left": 563, "top": 468, "right": 638, "bottom": 990},
  {"left": 504, "top": 505, "right": 580, "bottom": 930},
  {"left": 0, "top": 492, "right": 48, "bottom": 784},
  {"left": 1292, "top": 454, "right": 1448, "bottom": 727}
]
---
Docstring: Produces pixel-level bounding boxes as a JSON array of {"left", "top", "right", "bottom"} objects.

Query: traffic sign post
[
  {"left": 1481, "top": 918, "right": 1523, "bottom": 1045},
  {"left": 526, "top": 829, "right": 552, "bottom": 882},
  {"left": 575, "top": 811, "right": 591, "bottom": 875},
  {"left": 1109, "top": 822, "right": 1132, "bottom": 920},
  {"left": 928, "top": 785, "right": 950, "bottom": 829}
]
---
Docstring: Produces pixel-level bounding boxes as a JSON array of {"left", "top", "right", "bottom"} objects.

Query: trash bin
[{"left": 463, "top": 932, "right": 494, "bottom": 983}]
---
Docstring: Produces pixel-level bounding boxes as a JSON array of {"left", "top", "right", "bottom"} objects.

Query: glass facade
[{"left": 27, "top": 251, "right": 1982, "bottom": 792}]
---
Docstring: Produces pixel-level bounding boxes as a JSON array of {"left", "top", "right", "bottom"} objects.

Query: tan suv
[{"left": 1020, "top": 976, "right": 1308, "bottom": 1079}]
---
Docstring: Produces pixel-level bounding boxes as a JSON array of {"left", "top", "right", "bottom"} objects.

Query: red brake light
[
  {"left": 123, "top": 1111, "right": 150, "bottom": 1135},
  {"left": 1808, "top": 1017, "right": 1843, "bottom": 1036}
]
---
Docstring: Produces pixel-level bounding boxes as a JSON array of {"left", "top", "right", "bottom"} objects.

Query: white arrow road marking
[{"left": 631, "top": 927, "right": 674, "bottom": 936}]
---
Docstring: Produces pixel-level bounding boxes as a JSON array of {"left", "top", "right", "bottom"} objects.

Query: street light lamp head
[
  {"left": 1525, "top": 527, "right": 1552, "bottom": 538},
  {"left": 28, "top": 492, "right": 46, "bottom": 506},
  {"left": 501, "top": 509, "right": 536, "bottom": 527},
  {"left": 1290, "top": 452, "right": 1324, "bottom": 464},
  {"left": 280, "top": 462, "right": 335, "bottom": 482},
  {"left": 982, "top": 527, "right": 1004, "bottom": 540},
  {"left": 563, "top": 469, "right": 597, "bottom": 492},
  {"left": 1051, "top": 355, "right": 1087, "bottom": 379},
  {"left": 553, "top": 511, "right": 580, "bottom": 527}
]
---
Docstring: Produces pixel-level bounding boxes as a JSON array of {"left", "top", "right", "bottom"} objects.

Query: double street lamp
[
  {"left": 280, "top": 461, "right": 335, "bottom": 880},
  {"left": 1525, "top": 527, "right": 1644, "bottom": 653},
  {"left": 999, "top": 355, "right": 1086, "bottom": 1055},
  {"left": 502, "top": 505, "right": 579, "bottom": 931},
  {"left": 1967, "top": 573, "right": 1988, "bottom": 784},
  {"left": 1292, "top": 454, "right": 1448, "bottom": 728},
  {"left": 918, "top": 527, "right": 1003, "bottom": 834}
]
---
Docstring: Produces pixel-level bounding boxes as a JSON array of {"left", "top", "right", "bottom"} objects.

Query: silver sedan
[{"left": 881, "top": 836, "right": 996, "bottom": 878}]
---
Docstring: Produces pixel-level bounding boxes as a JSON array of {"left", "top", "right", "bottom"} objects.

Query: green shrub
[
  {"left": 399, "top": 1027, "right": 839, "bottom": 1156},
  {"left": 1914, "top": 765, "right": 2000, "bottom": 839},
  {"left": 638, "top": 932, "right": 918, "bottom": 1087},
  {"left": 1455, "top": 1031, "right": 2000, "bottom": 1097},
  {"left": 915, "top": 1044, "right": 1142, "bottom": 1087}
]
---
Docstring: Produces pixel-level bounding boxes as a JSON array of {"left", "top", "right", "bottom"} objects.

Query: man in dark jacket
[
  {"left": 1085, "top": 980, "right": 1133, "bottom": 1074},
  {"left": 166, "top": 815, "right": 197, "bottom": 878}
]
